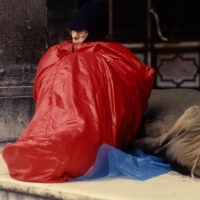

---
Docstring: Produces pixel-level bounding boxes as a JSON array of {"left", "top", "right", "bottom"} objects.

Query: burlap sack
[{"left": 132, "top": 89, "right": 200, "bottom": 177}]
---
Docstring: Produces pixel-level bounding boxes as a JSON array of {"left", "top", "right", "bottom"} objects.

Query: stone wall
[{"left": 0, "top": 0, "right": 47, "bottom": 145}]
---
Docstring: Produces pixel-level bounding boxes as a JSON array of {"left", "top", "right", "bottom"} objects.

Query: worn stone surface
[
  {"left": 0, "top": 0, "right": 47, "bottom": 78},
  {"left": 0, "top": 190, "right": 51, "bottom": 200},
  {"left": 0, "top": 98, "right": 35, "bottom": 143},
  {"left": 0, "top": 0, "right": 46, "bottom": 142}
]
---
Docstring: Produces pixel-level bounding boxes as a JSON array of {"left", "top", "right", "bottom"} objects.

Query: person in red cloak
[{"left": 2, "top": 0, "right": 155, "bottom": 183}]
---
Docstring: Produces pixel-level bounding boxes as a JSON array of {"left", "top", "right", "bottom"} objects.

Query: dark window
[
  {"left": 112, "top": 0, "right": 145, "bottom": 43},
  {"left": 151, "top": 0, "right": 200, "bottom": 42}
]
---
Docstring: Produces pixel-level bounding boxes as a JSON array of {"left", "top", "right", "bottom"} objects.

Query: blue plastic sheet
[{"left": 74, "top": 144, "right": 172, "bottom": 181}]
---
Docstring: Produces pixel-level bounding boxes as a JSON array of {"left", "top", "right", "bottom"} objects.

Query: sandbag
[{"left": 2, "top": 41, "right": 155, "bottom": 182}]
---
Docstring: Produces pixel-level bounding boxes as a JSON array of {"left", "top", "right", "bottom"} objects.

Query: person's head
[
  {"left": 68, "top": 29, "right": 89, "bottom": 44},
  {"left": 67, "top": 0, "right": 109, "bottom": 44}
]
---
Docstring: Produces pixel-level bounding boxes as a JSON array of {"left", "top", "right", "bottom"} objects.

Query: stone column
[{"left": 0, "top": 0, "right": 47, "bottom": 146}]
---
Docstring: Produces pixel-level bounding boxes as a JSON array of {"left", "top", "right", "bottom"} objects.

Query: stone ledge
[
  {"left": 1, "top": 154, "right": 200, "bottom": 200},
  {"left": 0, "top": 86, "right": 33, "bottom": 98}
]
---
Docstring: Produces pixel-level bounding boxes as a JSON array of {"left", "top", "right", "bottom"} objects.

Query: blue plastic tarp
[{"left": 74, "top": 144, "right": 172, "bottom": 181}]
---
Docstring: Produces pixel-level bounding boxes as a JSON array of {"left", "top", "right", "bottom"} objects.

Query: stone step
[{"left": 1, "top": 154, "right": 200, "bottom": 200}]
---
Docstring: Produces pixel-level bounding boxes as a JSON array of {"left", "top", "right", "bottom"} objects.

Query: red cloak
[{"left": 2, "top": 41, "right": 155, "bottom": 182}]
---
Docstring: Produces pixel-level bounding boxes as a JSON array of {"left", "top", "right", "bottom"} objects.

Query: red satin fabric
[{"left": 2, "top": 41, "right": 155, "bottom": 182}]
